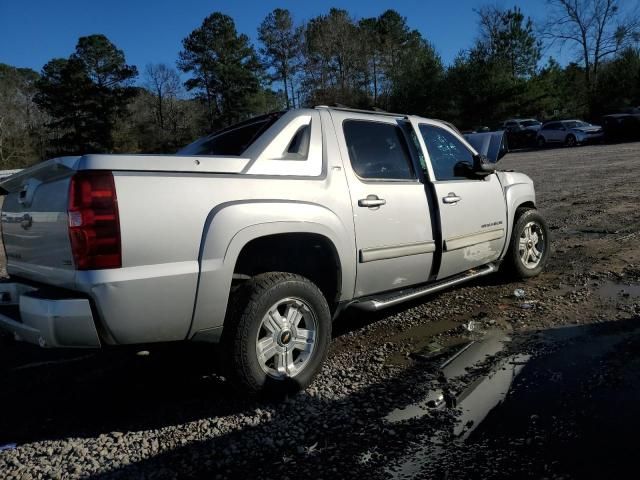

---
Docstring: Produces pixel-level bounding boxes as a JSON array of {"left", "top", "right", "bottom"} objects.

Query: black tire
[
  {"left": 536, "top": 136, "right": 546, "bottom": 148},
  {"left": 222, "top": 272, "right": 331, "bottom": 396},
  {"left": 0, "top": 331, "right": 10, "bottom": 348},
  {"left": 565, "top": 134, "right": 577, "bottom": 147},
  {"left": 504, "top": 208, "right": 550, "bottom": 279}
]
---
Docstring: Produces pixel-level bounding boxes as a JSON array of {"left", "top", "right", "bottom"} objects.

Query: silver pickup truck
[{"left": 0, "top": 106, "right": 548, "bottom": 394}]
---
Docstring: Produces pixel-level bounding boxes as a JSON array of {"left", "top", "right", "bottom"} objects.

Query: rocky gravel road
[{"left": 1, "top": 142, "right": 639, "bottom": 479}]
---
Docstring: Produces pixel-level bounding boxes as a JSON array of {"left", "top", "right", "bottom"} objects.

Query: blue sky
[{"left": 1, "top": 0, "right": 569, "bottom": 77}]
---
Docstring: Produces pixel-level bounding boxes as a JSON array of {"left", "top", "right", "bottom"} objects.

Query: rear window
[
  {"left": 564, "top": 121, "right": 589, "bottom": 129},
  {"left": 521, "top": 120, "right": 540, "bottom": 127},
  {"left": 343, "top": 120, "right": 415, "bottom": 180},
  {"left": 178, "top": 112, "right": 285, "bottom": 156}
]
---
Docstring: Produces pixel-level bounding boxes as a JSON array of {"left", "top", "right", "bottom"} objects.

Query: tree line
[{"left": 1, "top": 0, "right": 639, "bottom": 168}]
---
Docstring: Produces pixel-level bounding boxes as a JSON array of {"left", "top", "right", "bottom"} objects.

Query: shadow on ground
[
  {"left": 462, "top": 314, "right": 640, "bottom": 479},
  {"left": 0, "top": 269, "right": 547, "bottom": 447},
  {"left": 3, "top": 312, "right": 640, "bottom": 479},
  {"left": 1, "top": 335, "right": 457, "bottom": 479},
  {"left": 0, "top": 300, "right": 452, "bottom": 446},
  {"left": 87, "top": 316, "right": 640, "bottom": 479}
]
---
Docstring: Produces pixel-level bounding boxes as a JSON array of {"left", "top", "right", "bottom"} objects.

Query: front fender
[
  {"left": 188, "top": 200, "right": 355, "bottom": 341},
  {"left": 497, "top": 172, "right": 536, "bottom": 259}
]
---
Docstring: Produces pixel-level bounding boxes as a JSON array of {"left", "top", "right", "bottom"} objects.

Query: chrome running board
[{"left": 352, "top": 263, "right": 498, "bottom": 312}]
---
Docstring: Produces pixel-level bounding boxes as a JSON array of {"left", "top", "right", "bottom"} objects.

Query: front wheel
[
  {"left": 504, "top": 208, "right": 550, "bottom": 278},
  {"left": 0, "top": 330, "right": 13, "bottom": 348},
  {"left": 536, "top": 136, "right": 546, "bottom": 148},
  {"left": 223, "top": 272, "right": 331, "bottom": 395},
  {"left": 565, "top": 134, "right": 577, "bottom": 147}
]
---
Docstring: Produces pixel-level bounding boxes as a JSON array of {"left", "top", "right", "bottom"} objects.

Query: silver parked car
[
  {"left": 0, "top": 107, "right": 548, "bottom": 395},
  {"left": 536, "top": 120, "right": 603, "bottom": 147}
]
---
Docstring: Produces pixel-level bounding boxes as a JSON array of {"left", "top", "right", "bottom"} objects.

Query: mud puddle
[
  {"left": 596, "top": 280, "right": 640, "bottom": 302},
  {"left": 386, "top": 308, "right": 505, "bottom": 366},
  {"left": 385, "top": 334, "right": 524, "bottom": 425},
  {"left": 386, "top": 319, "right": 466, "bottom": 366},
  {"left": 386, "top": 320, "right": 640, "bottom": 479},
  {"left": 384, "top": 332, "right": 530, "bottom": 478},
  {"left": 458, "top": 320, "right": 640, "bottom": 479},
  {"left": 565, "top": 227, "right": 621, "bottom": 236},
  {"left": 547, "top": 279, "right": 640, "bottom": 303},
  {"left": 547, "top": 283, "right": 577, "bottom": 297}
]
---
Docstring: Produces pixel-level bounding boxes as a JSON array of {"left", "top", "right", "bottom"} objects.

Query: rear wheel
[
  {"left": 504, "top": 208, "right": 550, "bottom": 279},
  {"left": 0, "top": 330, "right": 12, "bottom": 347},
  {"left": 565, "top": 134, "right": 577, "bottom": 147},
  {"left": 223, "top": 272, "right": 331, "bottom": 395},
  {"left": 536, "top": 136, "right": 546, "bottom": 148}
]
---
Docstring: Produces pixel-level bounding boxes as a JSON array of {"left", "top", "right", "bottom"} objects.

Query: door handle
[
  {"left": 442, "top": 193, "right": 461, "bottom": 204},
  {"left": 358, "top": 195, "right": 386, "bottom": 208}
]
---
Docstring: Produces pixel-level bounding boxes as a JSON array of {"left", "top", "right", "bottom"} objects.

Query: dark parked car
[
  {"left": 601, "top": 114, "right": 640, "bottom": 143},
  {"left": 503, "top": 118, "right": 541, "bottom": 149}
]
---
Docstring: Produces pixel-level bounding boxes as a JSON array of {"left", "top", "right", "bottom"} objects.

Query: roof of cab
[
  {"left": 314, "top": 105, "right": 460, "bottom": 134},
  {"left": 314, "top": 105, "right": 407, "bottom": 118}
]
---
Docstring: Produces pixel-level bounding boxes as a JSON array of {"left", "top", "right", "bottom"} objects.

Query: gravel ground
[{"left": 0, "top": 142, "right": 639, "bottom": 479}]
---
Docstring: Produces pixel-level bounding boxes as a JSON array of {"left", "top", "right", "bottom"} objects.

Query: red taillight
[{"left": 68, "top": 171, "right": 121, "bottom": 270}]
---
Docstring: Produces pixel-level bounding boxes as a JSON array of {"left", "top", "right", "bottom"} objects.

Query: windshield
[
  {"left": 178, "top": 112, "right": 285, "bottom": 156},
  {"left": 521, "top": 120, "right": 541, "bottom": 127},
  {"left": 564, "top": 120, "right": 590, "bottom": 129}
]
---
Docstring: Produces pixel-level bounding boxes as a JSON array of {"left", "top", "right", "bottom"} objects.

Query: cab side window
[
  {"left": 343, "top": 120, "right": 415, "bottom": 180},
  {"left": 419, "top": 124, "right": 474, "bottom": 181}
]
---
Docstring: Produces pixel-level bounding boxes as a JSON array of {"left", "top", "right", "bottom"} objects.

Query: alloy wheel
[
  {"left": 255, "top": 297, "right": 317, "bottom": 379},
  {"left": 518, "top": 221, "right": 546, "bottom": 269}
]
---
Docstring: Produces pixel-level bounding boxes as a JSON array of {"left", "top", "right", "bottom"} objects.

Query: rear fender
[{"left": 189, "top": 200, "right": 355, "bottom": 341}]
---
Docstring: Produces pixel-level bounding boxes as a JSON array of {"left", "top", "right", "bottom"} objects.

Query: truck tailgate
[{"left": 1, "top": 158, "right": 78, "bottom": 287}]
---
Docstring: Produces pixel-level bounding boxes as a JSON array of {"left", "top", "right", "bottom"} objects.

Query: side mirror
[
  {"left": 472, "top": 154, "right": 497, "bottom": 176},
  {"left": 454, "top": 161, "right": 474, "bottom": 177},
  {"left": 454, "top": 157, "right": 496, "bottom": 178}
]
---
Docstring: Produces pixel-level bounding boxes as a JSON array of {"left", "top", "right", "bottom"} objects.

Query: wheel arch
[
  {"left": 499, "top": 184, "right": 537, "bottom": 260},
  {"left": 233, "top": 232, "right": 343, "bottom": 308},
  {"left": 188, "top": 200, "right": 356, "bottom": 342}
]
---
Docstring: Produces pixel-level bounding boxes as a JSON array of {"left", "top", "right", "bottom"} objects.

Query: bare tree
[
  {"left": 0, "top": 65, "right": 47, "bottom": 167},
  {"left": 144, "top": 63, "right": 182, "bottom": 131},
  {"left": 541, "top": 0, "right": 640, "bottom": 108},
  {"left": 302, "top": 9, "right": 365, "bottom": 105}
]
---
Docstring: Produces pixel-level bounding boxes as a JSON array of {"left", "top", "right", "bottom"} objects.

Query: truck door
[
  {"left": 412, "top": 121, "right": 507, "bottom": 279},
  {"left": 331, "top": 111, "right": 435, "bottom": 297}
]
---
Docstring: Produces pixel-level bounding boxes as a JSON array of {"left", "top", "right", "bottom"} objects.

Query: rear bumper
[{"left": 0, "top": 282, "right": 100, "bottom": 348}]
